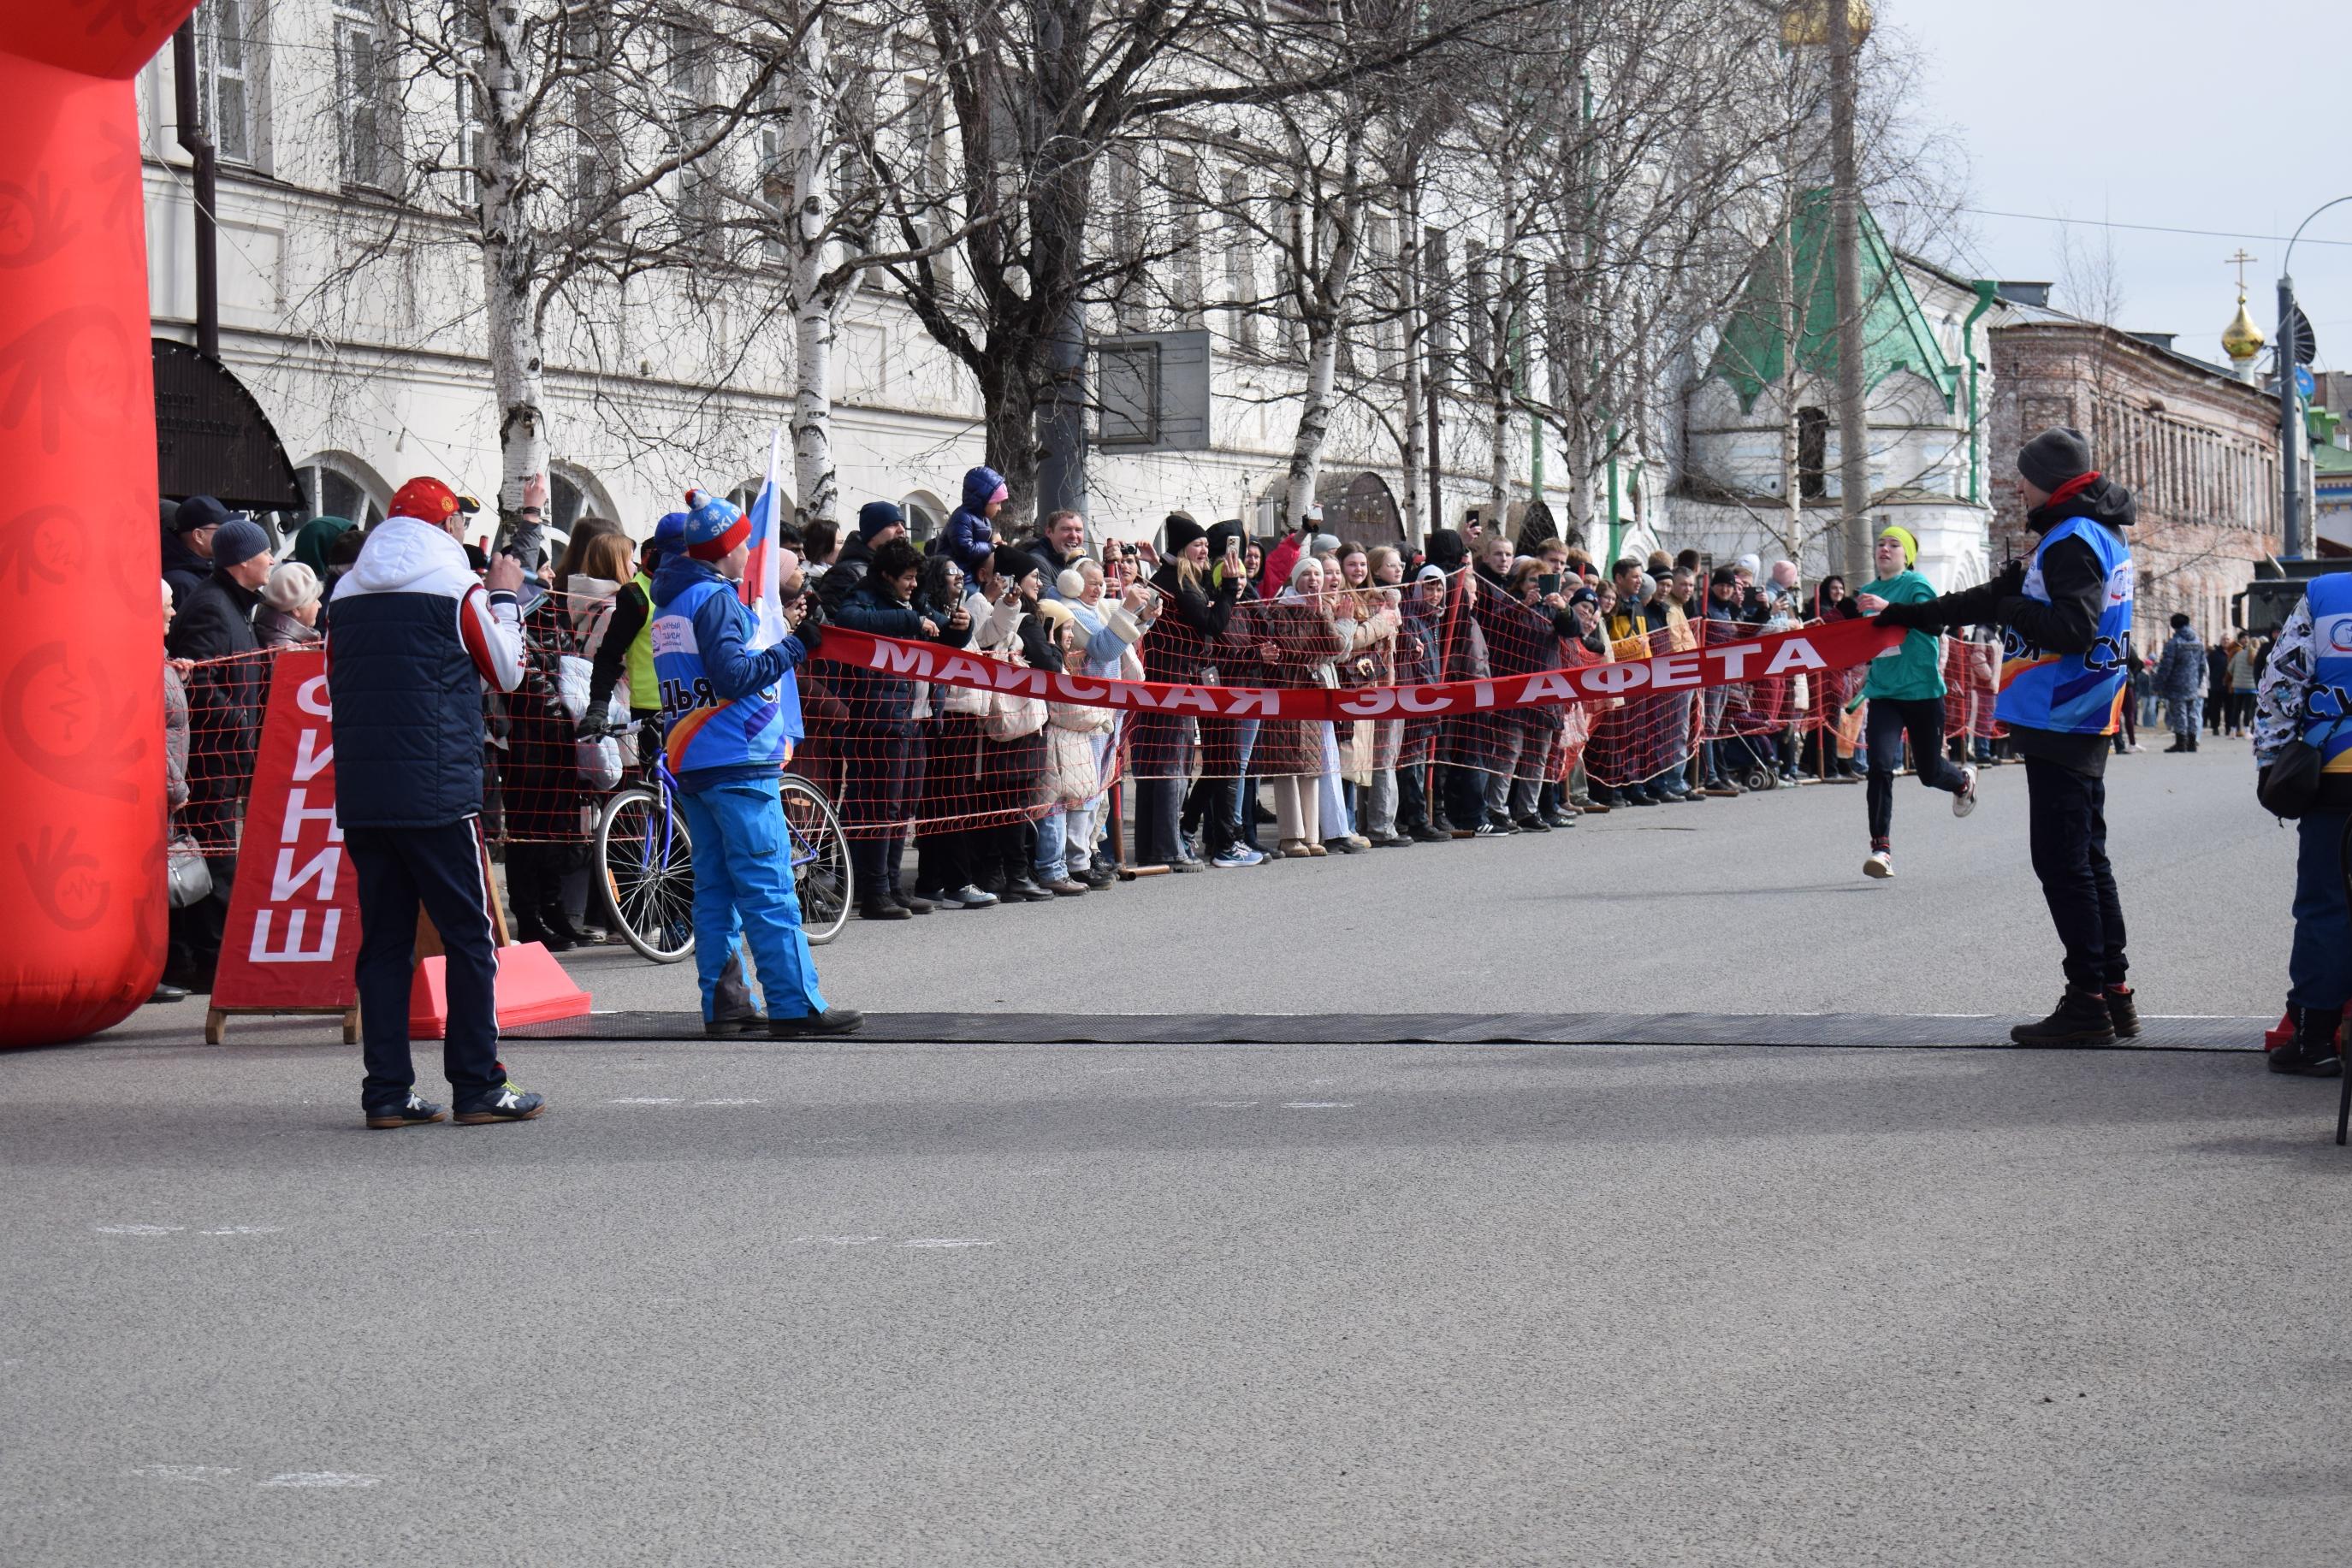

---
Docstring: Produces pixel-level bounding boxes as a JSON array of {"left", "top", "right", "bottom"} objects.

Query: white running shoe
[
  {"left": 1864, "top": 849, "right": 1894, "bottom": 879},
  {"left": 1952, "top": 765, "right": 1979, "bottom": 818}
]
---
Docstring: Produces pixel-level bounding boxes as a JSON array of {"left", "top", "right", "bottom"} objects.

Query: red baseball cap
[{"left": 388, "top": 477, "right": 483, "bottom": 525}]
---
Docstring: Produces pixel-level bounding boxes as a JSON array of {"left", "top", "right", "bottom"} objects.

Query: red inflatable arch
[{"left": 1, "top": 5, "right": 204, "bottom": 1046}]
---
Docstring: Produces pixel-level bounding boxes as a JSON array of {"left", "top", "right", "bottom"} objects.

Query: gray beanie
[
  {"left": 2017, "top": 426, "right": 2092, "bottom": 492},
  {"left": 211, "top": 517, "right": 270, "bottom": 571}
]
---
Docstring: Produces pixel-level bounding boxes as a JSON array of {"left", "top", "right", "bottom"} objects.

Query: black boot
[
  {"left": 504, "top": 848, "right": 550, "bottom": 945},
  {"left": 2270, "top": 1004, "right": 2344, "bottom": 1076},
  {"left": 2106, "top": 985, "right": 2141, "bottom": 1040},
  {"left": 2011, "top": 988, "right": 2117, "bottom": 1046}
]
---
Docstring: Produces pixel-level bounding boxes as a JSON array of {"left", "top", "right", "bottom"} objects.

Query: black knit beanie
[{"left": 2017, "top": 426, "right": 2092, "bottom": 491}]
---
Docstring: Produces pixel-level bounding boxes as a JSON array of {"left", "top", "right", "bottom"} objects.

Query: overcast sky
[{"left": 1900, "top": 0, "right": 2351, "bottom": 375}]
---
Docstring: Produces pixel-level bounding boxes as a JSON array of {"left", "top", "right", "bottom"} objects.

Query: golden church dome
[{"left": 2222, "top": 294, "right": 2266, "bottom": 364}]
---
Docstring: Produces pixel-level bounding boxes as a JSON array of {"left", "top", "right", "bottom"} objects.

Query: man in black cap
[
  {"left": 164, "top": 515, "right": 275, "bottom": 987},
  {"left": 1865, "top": 427, "right": 2140, "bottom": 1044},
  {"left": 162, "top": 494, "right": 235, "bottom": 610}
]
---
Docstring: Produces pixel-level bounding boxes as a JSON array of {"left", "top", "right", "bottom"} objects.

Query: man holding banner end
[
  {"left": 651, "top": 491, "right": 863, "bottom": 1038},
  {"left": 327, "top": 477, "right": 544, "bottom": 1127},
  {"left": 1864, "top": 428, "right": 2139, "bottom": 1046}
]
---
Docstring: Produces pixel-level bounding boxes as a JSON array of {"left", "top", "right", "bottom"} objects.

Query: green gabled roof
[{"left": 1708, "top": 187, "right": 1962, "bottom": 414}]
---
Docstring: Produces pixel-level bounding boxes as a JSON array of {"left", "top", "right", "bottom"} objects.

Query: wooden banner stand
[{"left": 204, "top": 1004, "right": 358, "bottom": 1047}]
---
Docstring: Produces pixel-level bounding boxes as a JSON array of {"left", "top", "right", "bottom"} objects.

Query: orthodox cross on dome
[{"left": 2220, "top": 250, "right": 2266, "bottom": 377}]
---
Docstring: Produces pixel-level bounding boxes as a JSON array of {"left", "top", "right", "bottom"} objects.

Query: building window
[
  {"left": 195, "top": 0, "right": 256, "bottom": 167},
  {"left": 1466, "top": 242, "right": 1493, "bottom": 379},
  {"left": 1223, "top": 171, "right": 1256, "bottom": 353},
  {"left": 901, "top": 496, "right": 942, "bottom": 544},
  {"left": 335, "top": 5, "right": 392, "bottom": 192},
  {"left": 1167, "top": 152, "right": 1204, "bottom": 328},
  {"left": 1424, "top": 226, "right": 1451, "bottom": 388},
  {"left": 1798, "top": 407, "right": 1829, "bottom": 499},
  {"left": 299, "top": 460, "right": 386, "bottom": 529},
  {"left": 666, "top": 15, "right": 717, "bottom": 230},
  {"left": 568, "top": 11, "right": 614, "bottom": 220}
]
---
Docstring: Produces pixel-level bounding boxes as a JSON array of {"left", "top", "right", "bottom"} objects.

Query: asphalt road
[
  {"left": 492, "top": 742, "right": 2295, "bottom": 1021},
  {"left": 10, "top": 739, "right": 2346, "bottom": 1565}
]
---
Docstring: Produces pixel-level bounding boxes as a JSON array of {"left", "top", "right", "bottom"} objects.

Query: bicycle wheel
[
  {"left": 779, "top": 772, "right": 852, "bottom": 945},
  {"left": 596, "top": 784, "right": 696, "bottom": 963}
]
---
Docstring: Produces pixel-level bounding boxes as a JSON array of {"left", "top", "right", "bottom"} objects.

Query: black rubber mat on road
[{"left": 507, "top": 1010, "right": 2266, "bottom": 1051}]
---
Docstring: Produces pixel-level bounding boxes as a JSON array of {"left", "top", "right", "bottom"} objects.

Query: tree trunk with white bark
[
  {"left": 785, "top": 6, "right": 844, "bottom": 529},
  {"left": 481, "top": 3, "right": 548, "bottom": 565}
]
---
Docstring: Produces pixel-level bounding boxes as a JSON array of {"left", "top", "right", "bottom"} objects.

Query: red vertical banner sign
[{"left": 210, "top": 650, "right": 360, "bottom": 1015}]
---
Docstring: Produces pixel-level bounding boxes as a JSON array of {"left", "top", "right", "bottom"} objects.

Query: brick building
[{"left": 1988, "top": 292, "right": 2281, "bottom": 641}]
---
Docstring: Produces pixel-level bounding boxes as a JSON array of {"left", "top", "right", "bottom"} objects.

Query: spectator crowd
[{"left": 148, "top": 470, "right": 2219, "bottom": 990}]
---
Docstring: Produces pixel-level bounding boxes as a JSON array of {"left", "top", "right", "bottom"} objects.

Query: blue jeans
[
  {"left": 676, "top": 777, "right": 828, "bottom": 1023},
  {"left": 2291, "top": 811, "right": 2352, "bottom": 1011},
  {"left": 1034, "top": 810, "right": 1069, "bottom": 881}
]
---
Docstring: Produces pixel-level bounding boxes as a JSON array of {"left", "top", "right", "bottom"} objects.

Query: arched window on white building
[
  {"left": 549, "top": 463, "right": 617, "bottom": 531},
  {"left": 294, "top": 451, "right": 389, "bottom": 529},
  {"left": 900, "top": 492, "right": 946, "bottom": 544}
]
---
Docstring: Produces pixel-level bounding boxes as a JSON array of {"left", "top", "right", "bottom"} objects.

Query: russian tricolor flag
[{"left": 738, "top": 425, "right": 797, "bottom": 651}]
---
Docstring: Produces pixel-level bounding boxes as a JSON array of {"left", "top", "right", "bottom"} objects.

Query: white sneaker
[
  {"left": 1864, "top": 849, "right": 1894, "bottom": 879},
  {"left": 1952, "top": 765, "right": 1978, "bottom": 818}
]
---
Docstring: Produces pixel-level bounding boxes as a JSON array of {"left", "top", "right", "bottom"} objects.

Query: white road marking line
[
  {"left": 199, "top": 1226, "right": 283, "bottom": 1236},
  {"left": 1282, "top": 1101, "right": 1356, "bottom": 1109},
  {"left": 693, "top": 1098, "right": 766, "bottom": 1106},
  {"left": 129, "top": 1464, "right": 239, "bottom": 1481},
  {"left": 609, "top": 1097, "right": 684, "bottom": 1105},
  {"left": 258, "top": 1472, "right": 382, "bottom": 1488},
  {"left": 94, "top": 1225, "right": 184, "bottom": 1236},
  {"left": 900, "top": 1239, "right": 999, "bottom": 1249}
]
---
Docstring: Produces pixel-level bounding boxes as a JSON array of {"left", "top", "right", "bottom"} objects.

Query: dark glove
[
  {"left": 1993, "top": 558, "right": 2026, "bottom": 597},
  {"left": 793, "top": 616, "right": 824, "bottom": 654},
  {"left": 1874, "top": 598, "right": 1935, "bottom": 630},
  {"left": 574, "top": 713, "right": 608, "bottom": 742}
]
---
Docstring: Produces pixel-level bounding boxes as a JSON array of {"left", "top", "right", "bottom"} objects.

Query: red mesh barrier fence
[{"left": 173, "top": 577, "right": 1932, "bottom": 864}]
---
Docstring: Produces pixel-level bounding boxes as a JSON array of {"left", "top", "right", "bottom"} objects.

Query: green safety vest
[{"left": 625, "top": 572, "right": 660, "bottom": 711}]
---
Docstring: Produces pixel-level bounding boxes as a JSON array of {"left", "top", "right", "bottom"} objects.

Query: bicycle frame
[{"left": 642, "top": 754, "right": 821, "bottom": 873}]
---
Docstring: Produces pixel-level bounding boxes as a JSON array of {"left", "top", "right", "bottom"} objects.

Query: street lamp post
[{"left": 2280, "top": 195, "right": 2351, "bottom": 559}]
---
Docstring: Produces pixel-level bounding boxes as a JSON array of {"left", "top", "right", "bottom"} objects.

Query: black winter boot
[
  {"left": 2011, "top": 989, "right": 2118, "bottom": 1046},
  {"left": 2270, "top": 1004, "right": 2344, "bottom": 1077},
  {"left": 2106, "top": 985, "right": 2141, "bottom": 1039}
]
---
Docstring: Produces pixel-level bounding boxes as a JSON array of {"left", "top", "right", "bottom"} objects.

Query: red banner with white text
[
  {"left": 809, "top": 613, "right": 1905, "bottom": 722},
  {"left": 210, "top": 649, "right": 360, "bottom": 1012}
]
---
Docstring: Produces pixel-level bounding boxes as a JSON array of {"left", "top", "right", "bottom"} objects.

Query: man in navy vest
[
  {"left": 1872, "top": 428, "right": 2139, "bottom": 1045},
  {"left": 651, "top": 495, "right": 862, "bottom": 1038},
  {"left": 328, "top": 477, "right": 545, "bottom": 1127}
]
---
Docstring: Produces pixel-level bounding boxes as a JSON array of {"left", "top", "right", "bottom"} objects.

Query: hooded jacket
[
  {"left": 944, "top": 466, "right": 1004, "bottom": 577},
  {"left": 649, "top": 551, "right": 808, "bottom": 786},
  {"left": 1876, "top": 473, "right": 2135, "bottom": 775},
  {"left": 326, "top": 515, "right": 526, "bottom": 828}
]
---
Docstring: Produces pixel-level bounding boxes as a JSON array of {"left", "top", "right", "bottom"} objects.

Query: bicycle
[{"left": 595, "top": 743, "right": 853, "bottom": 962}]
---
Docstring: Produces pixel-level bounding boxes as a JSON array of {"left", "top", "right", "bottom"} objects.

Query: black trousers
[
  {"left": 1865, "top": 696, "right": 1964, "bottom": 843},
  {"left": 1135, "top": 774, "right": 1187, "bottom": 864},
  {"left": 1397, "top": 764, "right": 1428, "bottom": 831},
  {"left": 842, "top": 723, "right": 912, "bottom": 892},
  {"left": 347, "top": 819, "right": 506, "bottom": 1112},
  {"left": 2024, "top": 757, "right": 2128, "bottom": 993}
]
